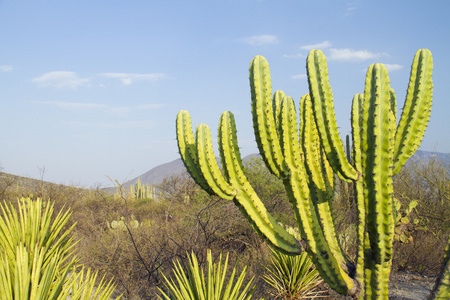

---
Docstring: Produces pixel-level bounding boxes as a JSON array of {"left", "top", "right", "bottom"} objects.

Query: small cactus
[{"left": 108, "top": 215, "right": 140, "bottom": 230}]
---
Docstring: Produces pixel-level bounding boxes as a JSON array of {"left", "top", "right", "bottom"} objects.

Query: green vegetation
[
  {"left": 176, "top": 49, "right": 450, "bottom": 299},
  {"left": 262, "top": 227, "right": 324, "bottom": 299},
  {"left": 158, "top": 249, "right": 255, "bottom": 300},
  {"left": 0, "top": 197, "right": 118, "bottom": 299}
]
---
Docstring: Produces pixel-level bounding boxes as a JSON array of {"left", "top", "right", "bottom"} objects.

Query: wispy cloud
[
  {"left": 241, "top": 35, "right": 279, "bottom": 46},
  {"left": 300, "top": 41, "right": 332, "bottom": 51},
  {"left": 328, "top": 48, "right": 386, "bottom": 62},
  {"left": 32, "top": 71, "right": 91, "bottom": 89},
  {"left": 0, "top": 65, "right": 13, "bottom": 72},
  {"left": 102, "top": 73, "right": 166, "bottom": 85},
  {"left": 344, "top": 0, "right": 360, "bottom": 17},
  {"left": 385, "top": 64, "right": 403, "bottom": 72},
  {"left": 292, "top": 74, "right": 307, "bottom": 80}
]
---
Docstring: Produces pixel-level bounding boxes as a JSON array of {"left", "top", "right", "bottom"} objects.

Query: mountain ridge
[{"left": 123, "top": 150, "right": 450, "bottom": 188}]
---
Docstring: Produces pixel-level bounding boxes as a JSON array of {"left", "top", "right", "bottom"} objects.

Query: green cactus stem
[
  {"left": 393, "top": 49, "right": 433, "bottom": 175},
  {"left": 307, "top": 50, "right": 359, "bottom": 182},
  {"left": 176, "top": 49, "right": 438, "bottom": 299}
]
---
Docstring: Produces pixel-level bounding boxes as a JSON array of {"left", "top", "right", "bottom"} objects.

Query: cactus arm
[
  {"left": 298, "top": 94, "right": 353, "bottom": 292},
  {"left": 195, "top": 124, "right": 236, "bottom": 200},
  {"left": 300, "top": 94, "right": 340, "bottom": 256},
  {"left": 176, "top": 110, "right": 215, "bottom": 195},
  {"left": 272, "top": 90, "right": 285, "bottom": 134},
  {"left": 300, "top": 94, "right": 325, "bottom": 190},
  {"left": 218, "top": 111, "right": 302, "bottom": 254},
  {"left": 428, "top": 235, "right": 450, "bottom": 300},
  {"left": 307, "top": 50, "right": 359, "bottom": 182},
  {"left": 279, "top": 96, "right": 303, "bottom": 171},
  {"left": 362, "top": 64, "right": 395, "bottom": 298},
  {"left": 250, "top": 56, "right": 286, "bottom": 178},
  {"left": 284, "top": 172, "right": 356, "bottom": 295},
  {"left": 393, "top": 49, "right": 433, "bottom": 175},
  {"left": 351, "top": 93, "right": 366, "bottom": 294}
]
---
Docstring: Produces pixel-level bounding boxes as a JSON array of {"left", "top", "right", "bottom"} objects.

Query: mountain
[
  {"left": 126, "top": 158, "right": 186, "bottom": 187},
  {"left": 123, "top": 150, "right": 449, "bottom": 188},
  {"left": 411, "top": 150, "right": 450, "bottom": 166}
]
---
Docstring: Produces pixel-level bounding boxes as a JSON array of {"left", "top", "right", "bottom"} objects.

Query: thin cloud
[
  {"left": 385, "top": 64, "right": 403, "bottom": 72},
  {"left": 241, "top": 35, "right": 279, "bottom": 46},
  {"left": 102, "top": 73, "right": 166, "bottom": 85},
  {"left": 300, "top": 41, "right": 332, "bottom": 51},
  {"left": 292, "top": 74, "right": 307, "bottom": 80},
  {"left": 0, "top": 65, "right": 13, "bottom": 72},
  {"left": 344, "top": 6, "right": 357, "bottom": 17},
  {"left": 328, "top": 48, "right": 385, "bottom": 62},
  {"left": 32, "top": 71, "right": 91, "bottom": 89},
  {"left": 344, "top": 0, "right": 360, "bottom": 17}
]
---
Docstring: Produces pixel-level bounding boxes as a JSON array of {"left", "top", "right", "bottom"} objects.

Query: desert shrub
[
  {"left": 389, "top": 158, "right": 450, "bottom": 275},
  {"left": 65, "top": 173, "right": 263, "bottom": 299}
]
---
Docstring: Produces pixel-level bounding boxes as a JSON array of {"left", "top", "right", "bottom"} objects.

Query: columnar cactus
[{"left": 176, "top": 49, "right": 448, "bottom": 299}]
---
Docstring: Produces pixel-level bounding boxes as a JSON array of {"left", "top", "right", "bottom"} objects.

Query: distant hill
[
  {"left": 411, "top": 150, "right": 450, "bottom": 166},
  {"left": 0, "top": 171, "right": 86, "bottom": 197},
  {"left": 122, "top": 150, "right": 450, "bottom": 187},
  {"left": 2, "top": 150, "right": 449, "bottom": 193}
]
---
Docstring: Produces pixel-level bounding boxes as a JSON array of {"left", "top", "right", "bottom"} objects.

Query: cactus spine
[{"left": 176, "top": 49, "right": 442, "bottom": 299}]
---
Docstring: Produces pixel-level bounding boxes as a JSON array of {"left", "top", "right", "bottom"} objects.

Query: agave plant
[
  {"left": 0, "top": 197, "right": 119, "bottom": 299},
  {"left": 158, "top": 249, "right": 255, "bottom": 300}
]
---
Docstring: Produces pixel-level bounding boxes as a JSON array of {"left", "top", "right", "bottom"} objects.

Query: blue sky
[{"left": 0, "top": 0, "right": 449, "bottom": 187}]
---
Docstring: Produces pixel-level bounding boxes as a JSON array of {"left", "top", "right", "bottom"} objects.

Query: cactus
[
  {"left": 176, "top": 49, "right": 442, "bottom": 299},
  {"left": 108, "top": 215, "right": 140, "bottom": 230},
  {"left": 113, "top": 177, "right": 157, "bottom": 201}
]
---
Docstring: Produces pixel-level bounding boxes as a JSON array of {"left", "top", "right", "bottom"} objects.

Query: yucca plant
[
  {"left": 263, "top": 249, "right": 325, "bottom": 300},
  {"left": 158, "top": 249, "right": 255, "bottom": 300},
  {"left": 0, "top": 197, "right": 119, "bottom": 299},
  {"left": 263, "top": 227, "right": 324, "bottom": 299}
]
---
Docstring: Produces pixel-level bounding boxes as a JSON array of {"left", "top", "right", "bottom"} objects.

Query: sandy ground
[
  {"left": 318, "top": 271, "right": 438, "bottom": 299},
  {"left": 388, "top": 271, "right": 436, "bottom": 300}
]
